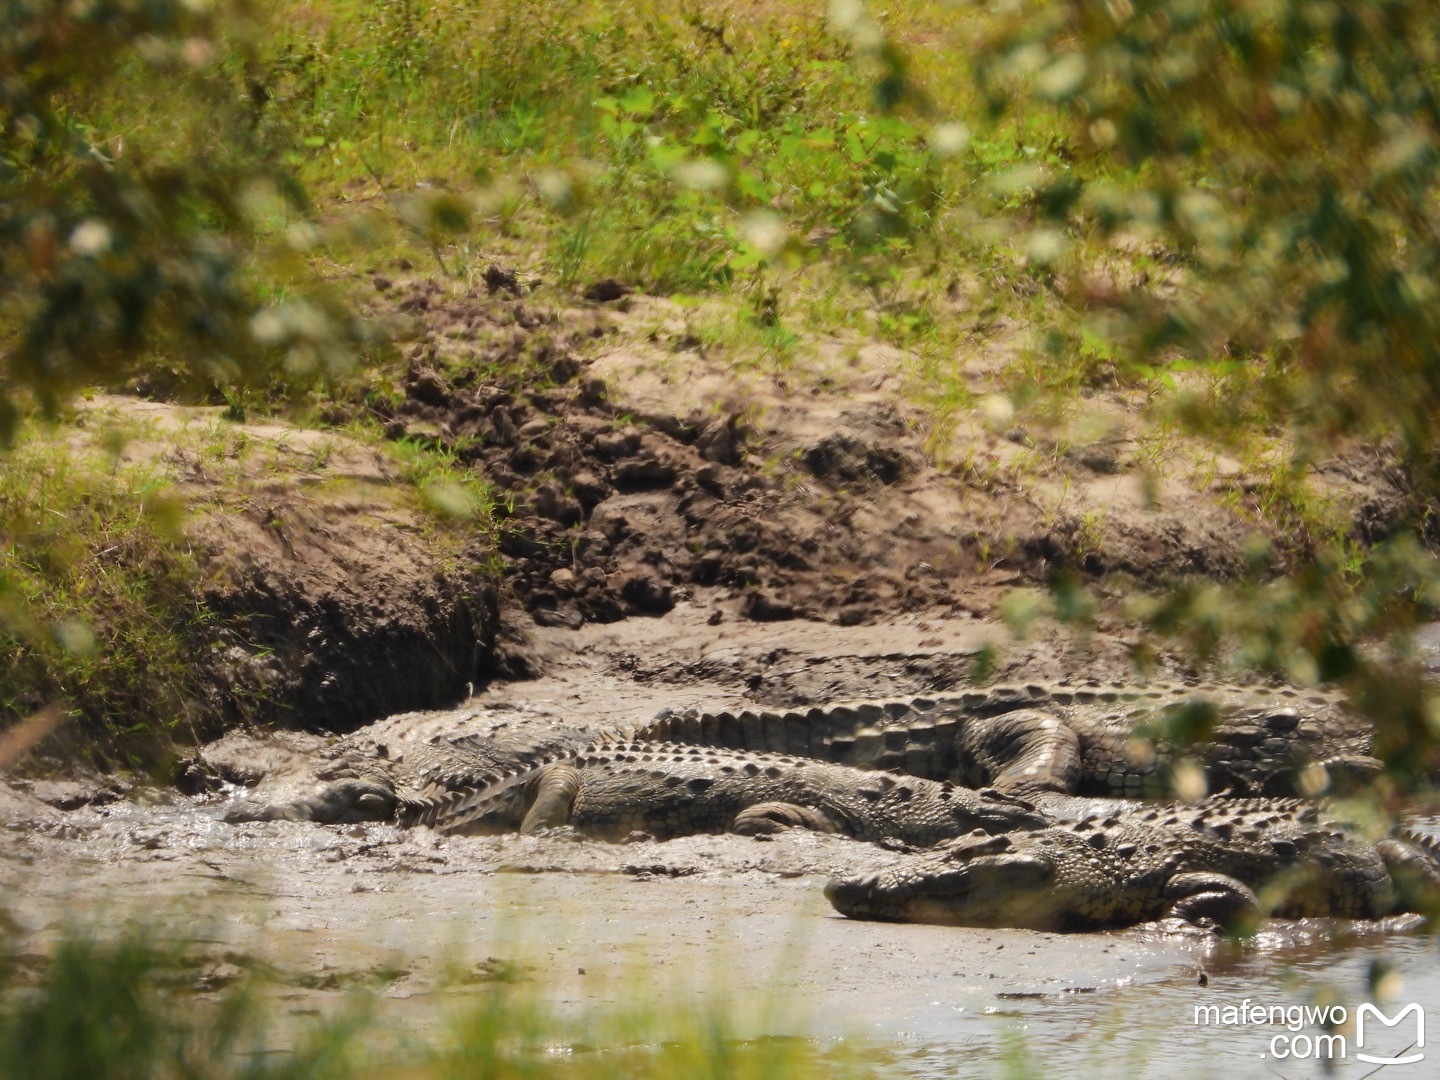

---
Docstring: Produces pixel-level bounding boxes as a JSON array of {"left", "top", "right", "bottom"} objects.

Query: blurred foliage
[
  {"left": 974, "top": 0, "right": 1440, "bottom": 490},
  {"left": 0, "top": 0, "right": 365, "bottom": 443},
  {"left": 0, "top": 927, "right": 881, "bottom": 1080},
  {"left": 0, "top": 423, "right": 206, "bottom": 762},
  {"left": 973, "top": 0, "right": 1440, "bottom": 781}
]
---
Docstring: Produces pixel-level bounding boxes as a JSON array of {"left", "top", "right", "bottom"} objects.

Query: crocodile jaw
[{"left": 826, "top": 853, "right": 1055, "bottom": 928}]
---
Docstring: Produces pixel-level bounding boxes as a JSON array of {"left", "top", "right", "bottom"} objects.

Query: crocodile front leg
[
  {"left": 732, "top": 801, "right": 841, "bottom": 835},
  {"left": 1163, "top": 871, "right": 1261, "bottom": 930},
  {"left": 959, "top": 709, "right": 1083, "bottom": 795},
  {"left": 520, "top": 763, "right": 583, "bottom": 833}
]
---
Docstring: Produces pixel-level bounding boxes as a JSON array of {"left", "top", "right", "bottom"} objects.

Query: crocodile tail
[
  {"left": 424, "top": 766, "right": 541, "bottom": 835},
  {"left": 642, "top": 699, "right": 940, "bottom": 770},
  {"left": 396, "top": 727, "right": 636, "bottom": 831},
  {"left": 638, "top": 682, "right": 1212, "bottom": 762},
  {"left": 397, "top": 792, "right": 456, "bottom": 829},
  {"left": 1379, "top": 827, "right": 1440, "bottom": 914},
  {"left": 1392, "top": 826, "right": 1440, "bottom": 867}
]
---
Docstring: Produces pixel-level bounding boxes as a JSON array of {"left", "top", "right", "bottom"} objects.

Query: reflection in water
[
  {"left": 955, "top": 927, "right": 1439, "bottom": 1080},
  {"left": 4, "top": 800, "right": 1436, "bottom": 1080},
  {"left": 889, "top": 820, "right": 1440, "bottom": 1079}
]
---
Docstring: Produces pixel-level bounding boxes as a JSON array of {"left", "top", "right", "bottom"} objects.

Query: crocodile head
[
  {"left": 826, "top": 831, "right": 1060, "bottom": 929},
  {"left": 223, "top": 777, "right": 398, "bottom": 824}
]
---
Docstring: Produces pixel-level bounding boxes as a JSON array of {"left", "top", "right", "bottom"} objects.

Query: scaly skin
[
  {"left": 406, "top": 742, "right": 1054, "bottom": 845},
  {"left": 221, "top": 705, "right": 627, "bottom": 824},
  {"left": 641, "top": 681, "right": 1381, "bottom": 799},
  {"left": 825, "top": 800, "right": 1440, "bottom": 931},
  {"left": 220, "top": 680, "right": 1384, "bottom": 824}
]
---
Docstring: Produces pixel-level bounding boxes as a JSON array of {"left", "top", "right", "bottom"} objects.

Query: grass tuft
[{"left": 0, "top": 423, "right": 205, "bottom": 763}]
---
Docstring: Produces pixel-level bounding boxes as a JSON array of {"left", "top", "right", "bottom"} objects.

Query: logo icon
[{"left": 1355, "top": 1003, "right": 1425, "bottom": 1066}]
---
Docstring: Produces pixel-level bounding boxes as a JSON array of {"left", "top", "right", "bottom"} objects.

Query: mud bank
[
  {"left": 6, "top": 607, "right": 1439, "bottom": 1078},
  {"left": 3, "top": 789, "right": 1435, "bottom": 1080},
  {"left": 44, "top": 276, "right": 1421, "bottom": 745}
]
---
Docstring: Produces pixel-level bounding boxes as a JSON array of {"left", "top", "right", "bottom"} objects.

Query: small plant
[
  {"left": 0, "top": 424, "right": 207, "bottom": 760},
  {"left": 0, "top": 927, "right": 885, "bottom": 1080}
]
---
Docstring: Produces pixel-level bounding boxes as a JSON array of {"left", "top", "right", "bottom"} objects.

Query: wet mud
[
  {"left": 6, "top": 277, "right": 1438, "bottom": 1076},
  {"left": 6, "top": 607, "right": 1438, "bottom": 1079}
]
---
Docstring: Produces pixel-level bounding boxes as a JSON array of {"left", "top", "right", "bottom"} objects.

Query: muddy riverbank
[
  {"left": 5, "top": 763, "right": 1435, "bottom": 1079},
  {"left": 5, "top": 605, "right": 1438, "bottom": 1079},
  {"left": 7, "top": 276, "right": 1439, "bottom": 1077}
]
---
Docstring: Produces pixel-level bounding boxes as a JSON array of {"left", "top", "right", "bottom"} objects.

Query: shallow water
[
  {"left": 7, "top": 611, "right": 1438, "bottom": 1078},
  {"left": 4, "top": 795, "right": 1435, "bottom": 1080}
]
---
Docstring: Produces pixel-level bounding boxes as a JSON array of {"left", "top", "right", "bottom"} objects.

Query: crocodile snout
[
  {"left": 827, "top": 852, "right": 1056, "bottom": 926},
  {"left": 825, "top": 874, "right": 886, "bottom": 920}
]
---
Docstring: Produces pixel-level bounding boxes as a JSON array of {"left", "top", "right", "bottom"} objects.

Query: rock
[
  {"left": 531, "top": 484, "right": 581, "bottom": 526},
  {"left": 696, "top": 416, "right": 743, "bottom": 465},
  {"left": 590, "top": 429, "right": 641, "bottom": 459},
  {"left": 517, "top": 417, "right": 551, "bottom": 443},
  {"left": 804, "top": 433, "right": 911, "bottom": 485},
  {"left": 695, "top": 463, "right": 726, "bottom": 496},
  {"left": 583, "top": 278, "right": 631, "bottom": 303},
  {"left": 487, "top": 408, "right": 518, "bottom": 446},
  {"left": 27, "top": 777, "right": 129, "bottom": 810},
  {"left": 569, "top": 470, "right": 610, "bottom": 509},
  {"left": 741, "top": 590, "right": 798, "bottom": 622},
  {"left": 690, "top": 555, "right": 723, "bottom": 585},
  {"left": 550, "top": 354, "right": 581, "bottom": 383},
  {"left": 483, "top": 263, "right": 521, "bottom": 295},
  {"left": 578, "top": 376, "right": 607, "bottom": 405},
  {"left": 619, "top": 569, "right": 674, "bottom": 615},
  {"left": 532, "top": 606, "right": 583, "bottom": 630},
  {"left": 408, "top": 369, "right": 450, "bottom": 407},
  {"left": 613, "top": 457, "right": 677, "bottom": 490}
]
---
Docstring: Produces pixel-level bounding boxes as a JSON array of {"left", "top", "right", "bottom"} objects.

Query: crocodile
[
  {"left": 219, "top": 680, "right": 1383, "bottom": 825},
  {"left": 824, "top": 800, "right": 1440, "bottom": 931},
  {"left": 400, "top": 742, "right": 1054, "bottom": 846},
  {"left": 641, "top": 680, "right": 1382, "bottom": 800},
  {"left": 218, "top": 704, "right": 625, "bottom": 824}
]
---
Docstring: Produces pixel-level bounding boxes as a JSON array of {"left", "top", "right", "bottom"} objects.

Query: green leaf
[{"left": 619, "top": 86, "right": 655, "bottom": 116}]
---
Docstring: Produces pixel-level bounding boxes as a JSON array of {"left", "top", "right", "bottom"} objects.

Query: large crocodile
[
  {"left": 641, "top": 680, "right": 1382, "bottom": 799},
  {"left": 825, "top": 800, "right": 1440, "bottom": 930},
  {"left": 220, "top": 680, "right": 1382, "bottom": 825},
  {"left": 399, "top": 742, "right": 1054, "bottom": 845},
  {"left": 217, "top": 704, "right": 624, "bottom": 824}
]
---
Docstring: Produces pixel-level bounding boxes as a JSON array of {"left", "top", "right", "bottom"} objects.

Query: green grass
[
  {"left": 0, "top": 422, "right": 207, "bottom": 762},
  {"left": 0, "top": 928, "right": 883, "bottom": 1080},
  {"left": 73, "top": 0, "right": 1084, "bottom": 416}
]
